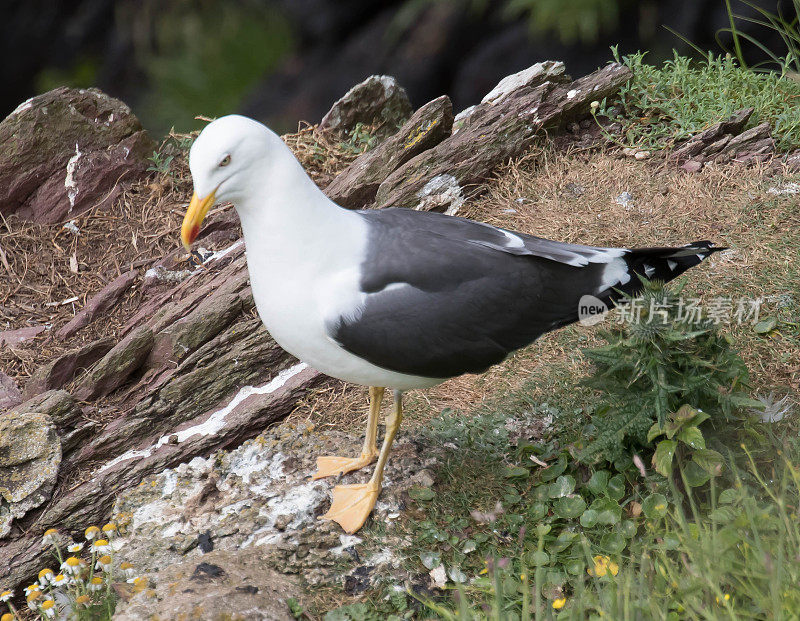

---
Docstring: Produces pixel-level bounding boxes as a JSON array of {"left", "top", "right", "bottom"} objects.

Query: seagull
[{"left": 181, "top": 115, "right": 722, "bottom": 533}]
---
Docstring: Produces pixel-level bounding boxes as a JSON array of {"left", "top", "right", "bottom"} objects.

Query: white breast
[{"left": 240, "top": 208, "right": 441, "bottom": 391}]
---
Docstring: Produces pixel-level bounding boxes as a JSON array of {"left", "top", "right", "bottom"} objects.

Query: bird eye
[{"left": 219, "top": 154, "right": 231, "bottom": 167}]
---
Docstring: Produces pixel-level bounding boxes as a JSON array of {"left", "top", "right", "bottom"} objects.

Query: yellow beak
[{"left": 181, "top": 190, "right": 216, "bottom": 250}]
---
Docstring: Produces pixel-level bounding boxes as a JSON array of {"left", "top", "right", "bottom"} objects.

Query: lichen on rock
[{"left": 0, "top": 411, "right": 62, "bottom": 538}]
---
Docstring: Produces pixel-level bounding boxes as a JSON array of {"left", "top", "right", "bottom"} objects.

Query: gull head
[{"left": 181, "top": 114, "right": 286, "bottom": 250}]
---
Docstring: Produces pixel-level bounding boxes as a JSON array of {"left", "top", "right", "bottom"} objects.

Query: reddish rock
[
  {"left": 56, "top": 269, "right": 138, "bottom": 340},
  {"left": 73, "top": 326, "right": 154, "bottom": 401},
  {"left": 0, "top": 371, "right": 22, "bottom": 411},
  {"left": 0, "top": 325, "right": 45, "bottom": 347},
  {"left": 0, "top": 87, "right": 156, "bottom": 223},
  {"left": 24, "top": 338, "right": 114, "bottom": 399}
]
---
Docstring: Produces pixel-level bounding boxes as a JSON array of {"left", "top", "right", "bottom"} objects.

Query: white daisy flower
[
  {"left": 90, "top": 539, "right": 110, "bottom": 554},
  {"left": 66, "top": 541, "right": 84, "bottom": 554},
  {"left": 88, "top": 576, "right": 104, "bottom": 592}
]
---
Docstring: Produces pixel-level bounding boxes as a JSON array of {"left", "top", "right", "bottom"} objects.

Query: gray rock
[
  {"left": 320, "top": 75, "right": 412, "bottom": 137},
  {"left": 110, "top": 421, "right": 436, "bottom": 599},
  {"left": 14, "top": 390, "right": 86, "bottom": 453},
  {"left": 0, "top": 411, "right": 61, "bottom": 538},
  {"left": 481, "top": 60, "right": 566, "bottom": 105},
  {"left": 325, "top": 95, "right": 454, "bottom": 208},
  {"left": 374, "top": 63, "right": 632, "bottom": 212},
  {"left": 113, "top": 548, "right": 300, "bottom": 621},
  {"left": 0, "top": 87, "right": 156, "bottom": 223}
]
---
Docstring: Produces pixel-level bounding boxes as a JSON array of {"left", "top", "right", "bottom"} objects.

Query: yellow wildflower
[
  {"left": 1, "top": 613, "right": 14, "bottom": 621},
  {"left": 553, "top": 597, "right": 567, "bottom": 610},
  {"left": 587, "top": 555, "right": 619, "bottom": 577}
]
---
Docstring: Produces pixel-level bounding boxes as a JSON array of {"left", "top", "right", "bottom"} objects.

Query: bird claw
[
  {"left": 320, "top": 481, "right": 381, "bottom": 533},
  {"left": 312, "top": 452, "right": 378, "bottom": 480}
]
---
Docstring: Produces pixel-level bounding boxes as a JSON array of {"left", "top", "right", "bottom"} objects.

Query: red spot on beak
[{"left": 189, "top": 224, "right": 199, "bottom": 245}]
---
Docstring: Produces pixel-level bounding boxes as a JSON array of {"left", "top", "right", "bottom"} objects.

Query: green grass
[
  {"left": 604, "top": 48, "right": 800, "bottom": 151},
  {"left": 321, "top": 280, "right": 798, "bottom": 620}
]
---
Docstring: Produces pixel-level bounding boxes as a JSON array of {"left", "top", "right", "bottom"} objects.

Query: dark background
[{"left": 1, "top": 0, "right": 789, "bottom": 137}]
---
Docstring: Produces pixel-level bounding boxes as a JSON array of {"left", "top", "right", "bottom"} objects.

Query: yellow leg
[
  {"left": 312, "top": 386, "right": 385, "bottom": 480},
  {"left": 321, "top": 390, "right": 404, "bottom": 533}
]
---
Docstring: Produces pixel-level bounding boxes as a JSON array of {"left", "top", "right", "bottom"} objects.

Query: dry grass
[
  {"left": 0, "top": 124, "right": 353, "bottom": 384},
  {"left": 292, "top": 146, "right": 800, "bottom": 432}
]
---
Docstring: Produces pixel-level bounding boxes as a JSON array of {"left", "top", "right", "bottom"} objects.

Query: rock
[
  {"left": 671, "top": 108, "right": 776, "bottom": 169},
  {"left": 56, "top": 269, "right": 138, "bottom": 340},
  {"left": 146, "top": 293, "right": 243, "bottom": 368},
  {"left": 108, "top": 419, "right": 434, "bottom": 604},
  {"left": 24, "top": 338, "right": 114, "bottom": 399},
  {"left": 0, "top": 411, "right": 61, "bottom": 538},
  {"left": 0, "top": 325, "right": 45, "bottom": 347},
  {"left": 0, "top": 87, "right": 155, "bottom": 223},
  {"left": 481, "top": 60, "right": 566, "bottom": 105},
  {"left": 0, "top": 372, "right": 22, "bottom": 411},
  {"left": 320, "top": 75, "right": 412, "bottom": 137},
  {"left": 325, "top": 95, "right": 454, "bottom": 208},
  {"left": 374, "top": 63, "right": 632, "bottom": 213},
  {"left": 780, "top": 149, "right": 800, "bottom": 172},
  {"left": 14, "top": 390, "right": 86, "bottom": 454},
  {"left": 74, "top": 326, "right": 154, "bottom": 400},
  {"left": 113, "top": 549, "right": 300, "bottom": 621}
]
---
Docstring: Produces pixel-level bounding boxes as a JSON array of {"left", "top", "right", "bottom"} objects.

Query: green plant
[
  {"left": 718, "top": 0, "right": 800, "bottom": 74},
  {"left": 339, "top": 123, "right": 378, "bottom": 156},
  {"left": 1, "top": 523, "right": 143, "bottom": 621},
  {"left": 604, "top": 47, "right": 800, "bottom": 151},
  {"left": 648, "top": 404, "right": 725, "bottom": 487},
  {"left": 579, "top": 278, "right": 758, "bottom": 464},
  {"left": 146, "top": 150, "right": 174, "bottom": 175},
  {"left": 420, "top": 447, "right": 800, "bottom": 619}
]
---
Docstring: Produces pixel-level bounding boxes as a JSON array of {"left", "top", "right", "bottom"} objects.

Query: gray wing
[{"left": 327, "top": 208, "right": 629, "bottom": 379}]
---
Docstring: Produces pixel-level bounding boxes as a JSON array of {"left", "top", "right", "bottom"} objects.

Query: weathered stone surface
[
  {"left": 0, "top": 371, "right": 22, "bottom": 411},
  {"left": 24, "top": 338, "right": 114, "bottom": 399},
  {"left": 480, "top": 60, "right": 566, "bottom": 105},
  {"left": 146, "top": 292, "right": 243, "bottom": 368},
  {"left": 0, "top": 325, "right": 45, "bottom": 347},
  {"left": 0, "top": 411, "right": 61, "bottom": 538},
  {"left": 374, "top": 62, "right": 632, "bottom": 213},
  {"left": 671, "top": 108, "right": 776, "bottom": 172},
  {"left": 15, "top": 390, "right": 86, "bottom": 454},
  {"left": 0, "top": 87, "right": 155, "bottom": 223},
  {"left": 74, "top": 326, "right": 154, "bottom": 400},
  {"left": 113, "top": 549, "right": 301, "bottom": 621},
  {"left": 320, "top": 75, "right": 412, "bottom": 137},
  {"left": 109, "top": 419, "right": 435, "bottom": 608},
  {"left": 56, "top": 269, "right": 138, "bottom": 340},
  {"left": 325, "top": 95, "right": 454, "bottom": 208}
]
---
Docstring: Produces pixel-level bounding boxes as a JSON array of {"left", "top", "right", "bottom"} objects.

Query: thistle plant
[
  {"left": 579, "top": 278, "right": 758, "bottom": 465},
  {"left": 1, "top": 524, "right": 145, "bottom": 621}
]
